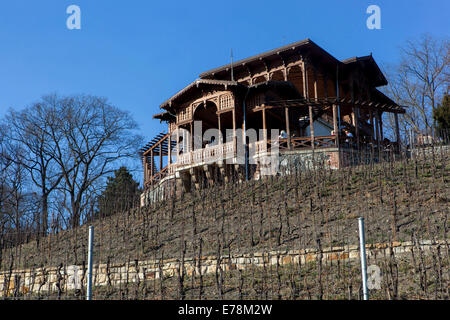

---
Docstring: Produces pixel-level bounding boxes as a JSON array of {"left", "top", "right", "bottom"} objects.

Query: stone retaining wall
[{"left": 0, "top": 239, "right": 446, "bottom": 297}]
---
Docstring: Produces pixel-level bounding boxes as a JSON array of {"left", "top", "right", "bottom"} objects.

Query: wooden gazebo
[{"left": 140, "top": 39, "right": 405, "bottom": 203}]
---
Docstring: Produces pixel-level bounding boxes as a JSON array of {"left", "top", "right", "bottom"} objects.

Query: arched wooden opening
[{"left": 193, "top": 101, "right": 220, "bottom": 148}]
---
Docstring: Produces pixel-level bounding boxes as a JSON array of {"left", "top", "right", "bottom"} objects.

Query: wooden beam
[
  {"left": 232, "top": 108, "right": 236, "bottom": 139},
  {"left": 262, "top": 108, "right": 267, "bottom": 141},
  {"left": 160, "top": 143, "right": 163, "bottom": 171},
  {"left": 150, "top": 149, "right": 154, "bottom": 179},
  {"left": 142, "top": 133, "right": 170, "bottom": 156},
  {"left": 218, "top": 112, "right": 222, "bottom": 143},
  {"left": 313, "top": 66, "right": 318, "bottom": 102},
  {"left": 285, "top": 107, "right": 291, "bottom": 150},
  {"left": 351, "top": 76, "right": 360, "bottom": 148},
  {"left": 143, "top": 156, "right": 147, "bottom": 184},
  {"left": 168, "top": 134, "right": 172, "bottom": 165},
  {"left": 333, "top": 104, "right": 339, "bottom": 147},
  {"left": 309, "top": 105, "right": 315, "bottom": 150},
  {"left": 190, "top": 122, "right": 193, "bottom": 152},
  {"left": 176, "top": 126, "right": 180, "bottom": 157},
  {"left": 302, "top": 60, "right": 308, "bottom": 98}
]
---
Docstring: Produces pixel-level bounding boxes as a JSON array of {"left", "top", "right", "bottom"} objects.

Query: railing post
[
  {"left": 87, "top": 226, "right": 94, "bottom": 300},
  {"left": 358, "top": 217, "right": 369, "bottom": 300}
]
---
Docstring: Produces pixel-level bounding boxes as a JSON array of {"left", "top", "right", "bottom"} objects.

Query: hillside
[{"left": 1, "top": 149, "right": 449, "bottom": 299}]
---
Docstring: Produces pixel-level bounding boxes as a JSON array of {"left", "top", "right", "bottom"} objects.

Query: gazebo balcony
[{"left": 172, "top": 135, "right": 339, "bottom": 169}]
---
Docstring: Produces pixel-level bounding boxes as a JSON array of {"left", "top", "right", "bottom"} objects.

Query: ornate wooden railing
[
  {"left": 178, "top": 152, "right": 192, "bottom": 166},
  {"left": 145, "top": 134, "right": 397, "bottom": 188},
  {"left": 267, "top": 135, "right": 338, "bottom": 151},
  {"left": 161, "top": 136, "right": 339, "bottom": 175},
  {"left": 172, "top": 140, "right": 236, "bottom": 168},
  {"left": 314, "top": 136, "right": 338, "bottom": 148},
  {"left": 144, "top": 134, "right": 376, "bottom": 188},
  {"left": 249, "top": 140, "right": 268, "bottom": 155},
  {"left": 145, "top": 166, "right": 169, "bottom": 189}
]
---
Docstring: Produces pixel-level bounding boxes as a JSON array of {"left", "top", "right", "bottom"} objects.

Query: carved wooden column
[
  {"left": 333, "top": 104, "right": 339, "bottom": 147},
  {"left": 309, "top": 105, "right": 315, "bottom": 150},
  {"left": 351, "top": 77, "right": 360, "bottom": 149},
  {"left": 285, "top": 107, "right": 291, "bottom": 150},
  {"left": 189, "top": 122, "right": 193, "bottom": 152},
  {"left": 232, "top": 108, "right": 236, "bottom": 137},
  {"left": 262, "top": 108, "right": 267, "bottom": 141},
  {"left": 232, "top": 107, "right": 237, "bottom": 156},
  {"left": 150, "top": 149, "right": 154, "bottom": 183},
  {"left": 218, "top": 112, "right": 222, "bottom": 143},
  {"left": 159, "top": 143, "right": 163, "bottom": 172},
  {"left": 302, "top": 60, "right": 308, "bottom": 99},
  {"left": 313, "top": 66, "right": 318, "bottom": 102},
  {"left": 370, "top": 109, "right": 375, "bottom": 141},
  {"left": 168, "top": 133, "right": 172, "bottom": 165},
  {"left": 176, "top": 125, "right": 180, "bottom": 157}
]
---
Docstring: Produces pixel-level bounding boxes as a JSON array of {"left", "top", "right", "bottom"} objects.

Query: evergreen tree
[
  {"left": 433, "top": 94, "right": 450, "bottom": 140},
  {"left": 96, "top": 166, "right": 140, "bottom": 218}
]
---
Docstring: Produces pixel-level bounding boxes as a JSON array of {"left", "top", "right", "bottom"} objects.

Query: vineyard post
[
  {"left": 358, "top": 217, "right": 369, "bottom": 300},
  {"left": 87, "top": 226, "right": 94, "bottom": 300}
]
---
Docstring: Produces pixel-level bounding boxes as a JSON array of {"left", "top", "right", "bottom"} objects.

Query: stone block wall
[{"left": 0, "top": 239, "right": 445, "bottom": 298}]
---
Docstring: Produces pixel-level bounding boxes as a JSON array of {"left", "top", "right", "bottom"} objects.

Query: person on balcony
[
  {"left": 279, "top": 130, "right": 287, "bottom": 139},
  {"left": 178, "top": 137, "right": 184, "bottom": 154},
  {"left": 344, "top": 129, "right": 352, "bottom": 140},
  {"left": 205, "top": 136, "right": 217, "bottom": 148},
  {"left": 344, "top": 129, "right": 354, "bottom": 146}
]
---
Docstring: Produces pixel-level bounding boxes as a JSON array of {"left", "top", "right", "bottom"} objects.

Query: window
[{"left": 219, "top": 94, "right": 233, "bottom": 110}]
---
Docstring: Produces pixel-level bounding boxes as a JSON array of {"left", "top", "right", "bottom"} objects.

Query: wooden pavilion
[{"left": 140, "top": 39, "right": 405, "bottom": 204}]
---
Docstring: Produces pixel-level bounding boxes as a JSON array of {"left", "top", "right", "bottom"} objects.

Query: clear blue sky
[{"left": 0, "top": 0, "right": 449, "bottom": 145}]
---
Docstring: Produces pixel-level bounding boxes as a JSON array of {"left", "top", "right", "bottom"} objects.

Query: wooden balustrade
[
  {"left": 270, "top": 136, "right": 337, "bottom": 151},
  {"left": 172, "top": 136, "right": 338, "bottom": 170},
  {"left": 145, "top": 134, "right": 393, "bottom": 188},
  {"left": 172, "top": 141, "right": 236, "bottom": 168},
  {"left": 178, "top": 152, "right": 192, "bottom": 165}
]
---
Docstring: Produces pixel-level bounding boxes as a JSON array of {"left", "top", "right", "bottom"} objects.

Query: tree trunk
[
  {"left": 71, "top": 198, "right": 81, "bottom": 229},
  {"left": 41, "top": 193, "right": 49, "bottom": 236}
]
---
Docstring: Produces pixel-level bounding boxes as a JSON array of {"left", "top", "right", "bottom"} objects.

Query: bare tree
[
  {"left": 48, "top": 95, "right": 143, "bottom": 228},
  {"left": 2, "top": 93, "right": 142, "bottom": 234},
  {"left": 0, "top": 127, "right": 11, "bottom": 216},
  {"left": 2, "top": 153, "right": 37, "bottom": 243},
  {"left": 384, "top": 34, "right": 449, "bottom": 140},
  {"left": 2, "top": 100, "right": 66, "bottom": 236},
  {"left": 0, "top": 138, "right": 38, "bottom": 250}
]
